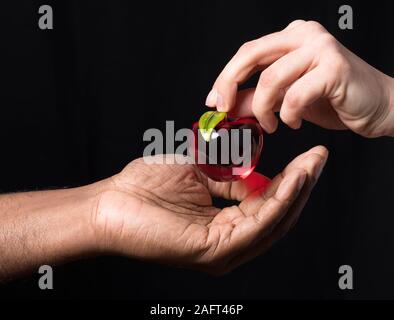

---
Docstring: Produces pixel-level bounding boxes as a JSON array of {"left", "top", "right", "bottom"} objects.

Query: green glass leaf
[{"left": 198, "top": 111, "right": 227, "bottom": 142}]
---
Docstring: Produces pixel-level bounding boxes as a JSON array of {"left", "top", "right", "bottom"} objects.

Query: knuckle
[
  {"left": 236, "top": 40, "right": 257, "bottom": 57},
  {"left": 323, "top": 33, "right": 338, "bottom": 46},
  {"left": 218, "top": 65, "right": 240, "bottom": 87},
  {"left": 305, "top": 20, "right": 326, "bottom": 33},
  {"left": 259, "top": 68, "right": 278, "bottom": 87},
  {"left": 317, "top": 50, "right": 350, "bottom": 85},
  {"left": 238, "top": 40, "right": 257, "bottom": 54},
  {"left": 287, "top": 19, "right": 306, "bottom": 28},
  {"left": 330, "top": 54, "right": 351, "bottom": 74},
  {"left": 284, "top": 90, "right": 301, "bottom": 107},
  {"left": 315, "top": 33, "right": 337, "bottom": 49}
]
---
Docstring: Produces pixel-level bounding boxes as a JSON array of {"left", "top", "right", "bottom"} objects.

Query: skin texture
[
  {"left": 0, "top": 146, "right": 327, "bottom": 281},
  {"left": 0, "top": 185, "right": 100, "bottom": 282},
  {"left": 206, "top": 20, "right": 394, "bottom": 138}
]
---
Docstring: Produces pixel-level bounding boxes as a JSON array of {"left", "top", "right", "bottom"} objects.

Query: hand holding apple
[{"left": 206, "top": 20, "right": 394, "bottom": 138}]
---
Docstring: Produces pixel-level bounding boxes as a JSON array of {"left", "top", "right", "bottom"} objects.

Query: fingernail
[
  {"left": 216, "top": 92, "right": 225, "bottom": 111},
  {"left": 205, "top": 89, "right": 217, "bottom": 107}
]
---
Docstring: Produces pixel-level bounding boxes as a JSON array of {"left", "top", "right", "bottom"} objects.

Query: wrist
[
  {"left": 82, "top": 178, "right": 117, "bottom": 255},
  {"left": 88, "top": 172, "right": 148, "bottom": 257}
]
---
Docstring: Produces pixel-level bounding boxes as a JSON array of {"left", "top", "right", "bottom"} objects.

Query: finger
[
  {"left": 281, "top": 145, "right": 328, "bottom": 179},
  {"left": 227, "top": 88, "right": 255, "bottom": 118},
  {"left": 267, "top": 150, "right": 328, "bottom": 240},
  {"left": 284, "top": 19, "right": 306, "bottom": 31},
  {"left": 223, "top": 169, "right": 306, "bottom": 258},
  {"left": 229, "top": 83, "right": 345, "bottom": 131},
  {"left": 239, "top": 145, "right": 328, "bottom": 215},
  {"left": 229, "top": 88, "right": 285, "bottom": 119},
  {"left": 280, "top": 66, "right": 333, "bottom": 129},
  {"left": 227, "top": 150, "right": 328, "bottom": 270},
  {"left": 207, "top": 171, "right": 271, "bottom": 202},
  {"left": 206, "top": 32, "right": 298, "bottom": 112},
  {"left": 252, "top": 48, "right": 315, "bottom": 133}
]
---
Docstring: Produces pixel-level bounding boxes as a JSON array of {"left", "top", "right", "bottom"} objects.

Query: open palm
[{"left": 95, "top": 146, "right": 327, "bottom": 274}]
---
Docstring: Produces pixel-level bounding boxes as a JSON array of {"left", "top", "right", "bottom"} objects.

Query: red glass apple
[{"left": 191, "top": 114, "right": 263, "bottom": 182}]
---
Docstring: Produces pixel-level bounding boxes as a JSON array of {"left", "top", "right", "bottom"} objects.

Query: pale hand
[{"left": 206, "top": 20, "right": 394, "bottom": 138}]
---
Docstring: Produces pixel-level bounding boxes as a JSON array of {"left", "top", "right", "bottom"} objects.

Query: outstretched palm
[{"left": 95, "top": 147, "right": 327, "bottom": 273}]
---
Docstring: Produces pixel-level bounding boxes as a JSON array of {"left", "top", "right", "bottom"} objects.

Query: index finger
[{"left": 205, "top": 30, "right": 297, "bottom": 112}]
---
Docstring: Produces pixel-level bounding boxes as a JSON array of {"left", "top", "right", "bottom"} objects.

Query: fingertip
[
  {"left": 213, "top": 91, "right": 224, "bottom": 111},
  {"left": 293, "top": 117, "right": 303, "bottom": 129},
  {"left": 279, "top": 108, "right": 300, "bottom": 129},
  {"left": 257, "top": 115, "right": 278, "bottom": 134},
  {"left": 260, "top": 124, "right": 273, "bottom": 134},
  {"left": 308, "top": 145, "right": 329, "bottom": 159},
  {"left": 205, "top": 88, "right": 232, "bottom": 112},
  {"left": 287, "top": 119, "right": 302, "bottom": 130},
  {"left": 205, "top": 89, "right": 217, "bottom": 107}
]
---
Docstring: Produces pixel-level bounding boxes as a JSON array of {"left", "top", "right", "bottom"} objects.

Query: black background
[{"left": 0, "top": 0, "right": 393, "bottom": 299}]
